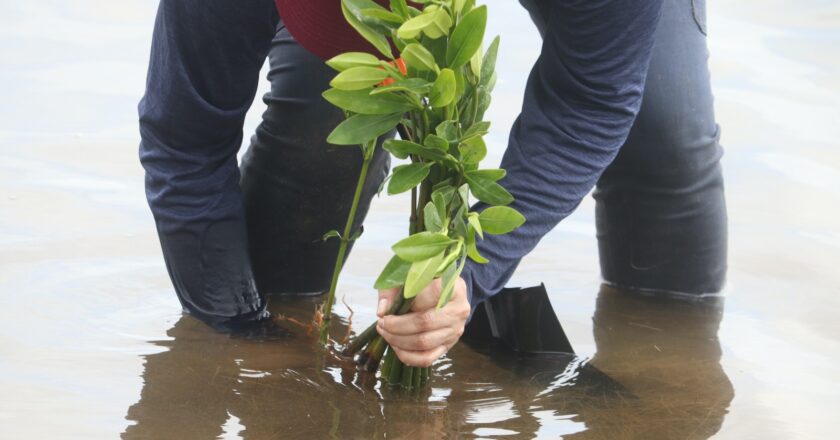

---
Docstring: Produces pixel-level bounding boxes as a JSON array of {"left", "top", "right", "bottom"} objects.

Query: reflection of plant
[{"left": 317, "top": 0, "right": 524, "bottom": 389}]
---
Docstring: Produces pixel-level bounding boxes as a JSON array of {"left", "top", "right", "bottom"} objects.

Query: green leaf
[
  {"left": 326, "top": 52, "right": 382, "bottom": 71},
  {"left": 478, "top": 206, "right": 525, "bottom": 235},
  {"left": 404, "top": 251, "right": 445, "bottom": 298},
  {"left": 423, "top": 201, "right": 442, "bottom": 232},
  {"left": 467, "top": 212, "right": 483, "bottom": 238},
  {"left": 432, "top": 190, "right": 448, "bottom": 222},
  {"left": 322, "top": 88, "right": 415, "bottom": 114},
  {"left": 392, "top": 231, "right": 454, "bottom": 262},
  {"left": 437, "top": 255, "right": 466, "bottom": 309},
  {"left": 469, "top": 41, "right": 483, "bottom": 80},
  {"left": 374, "top": 254, "right": 412, "bottom": 289},
  {"left": 465, "top": 225, "right": 488, "bottom": 263},
  {"left": 361, "top": 8, "right": 403, "bottom": 24},
  {"left": 397, "top": 8, "right": 451, "bottom": 40},
  {"left": 383, "top": 139, "right": 448, "bottom": 161},
  {"left": 429, "top": 68, "right": 456, "bottom": 107},
  {"left": 423, "top": 134, "right": 449, "bottom": 151},
  {"left": 390, "top": 0, "right": 411, "bottom": 18},
  {"left": 330, "top": 66, "right": 389, "bottom": 90},
  {"left": 445, "top": 5, "right": 486, "bottom": 68},
  {"left": 464, "top": 169, "right": 514, "bottom": 205},
  {"left": 387, "top": 162, "right": 432, "bottom": 194},
  {"left": 458, "top": 136, "right": 487, "bottom": 164},
  {"left": 327, "top": 113, "right": 401, "bottom": 145},
  {"left": 341, "top": 0, "right": 393, "bottom": 59},
  {"left": 322, "top": 230, "right": 342, "bottom": 242},
  {"left": 467, "top": 168, "right": 505, "bottom": 181},
  {"left": 462, "top": 121, "right": 490, "bottom": 140},
  {"left": 481, "top": 36, "right": 500, "bottom": 86},
  {"left": 370, "top": 77, "right": 433, "bottom": 95},
  {"left": 436, "top": 120, "right": 458, "bottom": 142},
  {"left": 402, "top": 44, "right": 438, "bottom": 73}
]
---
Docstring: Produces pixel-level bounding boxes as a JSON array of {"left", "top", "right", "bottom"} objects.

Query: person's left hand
[{"left": 375, "top": 277, "right": 470, "bottom": 367}]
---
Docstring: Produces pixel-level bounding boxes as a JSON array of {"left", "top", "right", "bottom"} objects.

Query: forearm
[{"left": 462, "top": 0, "right": 665, "bottom": 309}]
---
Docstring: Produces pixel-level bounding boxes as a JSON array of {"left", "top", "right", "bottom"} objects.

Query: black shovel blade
[{"left": 463, "top": 283, "right": 574, "bottom": 355}]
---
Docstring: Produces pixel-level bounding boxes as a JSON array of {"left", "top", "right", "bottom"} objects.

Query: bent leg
[
  {"left": 240, "top": 23, "right": 391, "bottom": 296},
  {"left": 594, "top": 0, "right": 727, "bottom": 296}
]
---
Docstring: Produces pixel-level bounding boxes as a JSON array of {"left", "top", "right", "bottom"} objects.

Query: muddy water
[{"left": 1, "top": 1, "right": 839, "bottom": 439}]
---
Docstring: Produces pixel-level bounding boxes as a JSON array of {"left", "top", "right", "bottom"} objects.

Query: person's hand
[{"left": 376, "top": 277, "right": 470, "bottom": 367}]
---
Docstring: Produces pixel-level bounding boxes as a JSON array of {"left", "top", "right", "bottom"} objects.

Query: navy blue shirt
[{"left": 139, "top": 0, "right": 664, "bottom": 325}]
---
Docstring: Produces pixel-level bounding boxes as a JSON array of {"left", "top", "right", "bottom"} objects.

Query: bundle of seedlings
[{"left": 317, "top": 0, "right": 524, "bottom": 389}]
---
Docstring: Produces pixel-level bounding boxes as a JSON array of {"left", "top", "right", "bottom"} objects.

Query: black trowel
[{"left": 462, "top": 283, "right": 575, "bottom": 355}]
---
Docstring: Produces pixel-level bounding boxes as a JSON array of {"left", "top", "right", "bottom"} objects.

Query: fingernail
[
  {"left": 377, "top": 298, "right": 388, "bottom": 316},
  {"left": 378, "top": 318, "right": 384, "bottom": 328}
]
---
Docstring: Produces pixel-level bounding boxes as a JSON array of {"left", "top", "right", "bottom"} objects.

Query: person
[{"left": 138, "top": 0, "right": 726, "bottom": 368}]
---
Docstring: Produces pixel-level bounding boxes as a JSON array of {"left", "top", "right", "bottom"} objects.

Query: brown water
[{"left": 1, "top": 1, "right": 839, "bottom": 439}]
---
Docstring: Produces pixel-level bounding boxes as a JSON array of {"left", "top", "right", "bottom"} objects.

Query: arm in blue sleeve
[
  {"left": 138, "top": 0, "right": 278, "bottom": 329},
  {"left": 461, "top": 0, "right": 665, "bottom": 309}
]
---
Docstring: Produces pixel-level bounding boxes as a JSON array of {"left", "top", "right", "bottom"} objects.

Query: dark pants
[{"left": 241, "top": 0, "right": 726, "bottom": 298}]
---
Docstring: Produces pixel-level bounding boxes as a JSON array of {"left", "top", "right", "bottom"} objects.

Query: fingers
[
  {"left": 377, "top": 287, "right": 400, "bottom": 317},
  {"left": 410, "top": 278, "right": 443, "bottom": 312},
  {"left": 391, "top": 345, "right": 449, "bottom": 368},
  {"left": 377, "top": 325, "right": 456, "bottom": 352}
]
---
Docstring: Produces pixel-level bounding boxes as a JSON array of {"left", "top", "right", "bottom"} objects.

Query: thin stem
[{"left": 319, "top": 141, "right": 375, "bottom": 345}]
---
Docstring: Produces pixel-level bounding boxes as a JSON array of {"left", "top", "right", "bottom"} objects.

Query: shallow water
[{"left": 1, "top": 1, "right": 839, "bottom": 439}]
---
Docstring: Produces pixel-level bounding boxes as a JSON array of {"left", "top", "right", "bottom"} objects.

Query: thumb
[{"left": 377, "top": 287, "right": 400, "bottom": 317}]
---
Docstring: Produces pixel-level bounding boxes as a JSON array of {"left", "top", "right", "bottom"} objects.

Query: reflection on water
[
  {"left": 2, "top": 0, "right": 839, "bottom": 438},
  {"left": 122, "top": 287, "right": 731, "bottom": 439}
]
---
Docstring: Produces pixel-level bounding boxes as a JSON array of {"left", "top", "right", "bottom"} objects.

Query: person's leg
[
  {"left": 594, "top": 0, "right": 727, "bottom": 296},
  {"left": 239, "top": 22, "right": 391, "bottom": 296}
]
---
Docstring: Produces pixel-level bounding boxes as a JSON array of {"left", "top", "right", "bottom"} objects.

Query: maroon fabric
[{"left": 275, "top": 0, "right": 392, "bottom": 60}]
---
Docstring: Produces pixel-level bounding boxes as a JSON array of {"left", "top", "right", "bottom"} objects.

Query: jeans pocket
[{"left": 692, "top": 0, "right": 708, "bottom": 36}]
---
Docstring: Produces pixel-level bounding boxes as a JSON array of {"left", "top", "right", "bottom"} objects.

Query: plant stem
[{"left": 319, "top": 143, "right": 374, "bottom": 345}]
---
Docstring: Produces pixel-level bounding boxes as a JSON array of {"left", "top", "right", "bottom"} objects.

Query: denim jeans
[{"left": 241, "top": 0, "right": 726, "bottom": 300}]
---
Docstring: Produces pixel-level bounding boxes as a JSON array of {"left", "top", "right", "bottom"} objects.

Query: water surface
[{"left": 1, "top": 1, "right": 839, "bottom": 438}]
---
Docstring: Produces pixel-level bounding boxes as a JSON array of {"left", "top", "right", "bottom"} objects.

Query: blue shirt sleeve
[
  {"left": 138, "top": 0, "right": 278, "bottom": 327},
  {"left": 460, "top": 0, "right": 665, "bottom": 310}
]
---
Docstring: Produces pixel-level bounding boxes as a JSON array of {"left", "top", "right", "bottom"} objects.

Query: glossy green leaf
[
  {"left": 326, "top": 52, "right": 382, "bottom": 71},
  {"left": 478, "top": 206, "right": 525, "bottom": 235},
  {"left": 481, "top": 36, "right": 500, "bottom": 86},
  {"left": 327, "top": 113, "right": 401, "bottom": 145},
  {"left": 435, "top": 120, "right": 458, "bottom": 142},
  {"left": 467, "top": 212, "right": 483, "bottom": 239},
  {"left": 341, "top": 0, "right": 393, "bottom": 59},
  {"left": 404, "top": 251, "right": 445, "bottom": 298},
  {"left": 465, "top": 225, "right": 488, "bottom": 263},
  {"left": 374, "top": 254, "right": 412, "bottom": 289},
  {"left": 429, "top": 68, "right": 456, "bottom": 107},
  {"left": 361, "top": 8, "right": 403, "bottom": 24},
  {"left": 388, "top": 162, "right": 432, "bottom": 194},
  {"left": 437, "top": 254, "right": 466, "bottom": 309},
  {"left": 464, "top": 169, "right": 513, "bottom": 205},
  {"left": 423, "top": 134, "right": 449, "bottom": 151},
  {"left": 392, "top": 231, "right": 454, "bottom": 262},
  {"left": 322, "top": 88, "right": 415, "bottom": 115},
  {"left": 423, "top": 201, "right": 442, "bottom": 232},
  {"left": 370, "top": 78, "right": 433, "bottom": 95},
  {"left": 383, "top": 139, "right": 448, "bottom": 161},
  {"left": 445, "top": 6, "right": 486, "bottom": 68},
  {"left": 458, "top": 136, "right": 487, "bottom": 164},
  {"left": 402, "top": 44, "right": 438, "bottom": 73},
  {"left": 330, "top": 67, "right": 389, "bottom": 90},
  {"left": 390, "top": 0, "right": 411, "bottom": 18},
  {"left": 462, "top": 121, "right": 491, "bottom": 140},
  {"left": 397, "top": 8, "right": 451, "bottom": 40}
]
